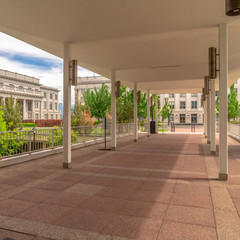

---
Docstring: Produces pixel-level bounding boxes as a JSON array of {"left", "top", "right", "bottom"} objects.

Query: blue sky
[{"left": 0, "top": 32, "right": 95, "bottom": 104}]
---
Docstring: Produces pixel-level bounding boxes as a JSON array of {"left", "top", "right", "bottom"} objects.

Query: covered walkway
[{"left": 0, "top": 133, "right": 239, "bottom": 240}]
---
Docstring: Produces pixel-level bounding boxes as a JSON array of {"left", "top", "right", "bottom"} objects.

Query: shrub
[
  {"left": 94, "top": 120, "right": 102, "bottom": 125},
  {"left": 47, "top": 127, "right": 78, "bottom": 147},
  {"left": 35, "top": 119, "right": 62, "bottom": 127},
  {"left": 22, "top": 123, "right": 37, "bottom": 128},
  {"left": 0, "top": 132, "right": 26, "bottom": 157},
  {"left": 140, "top": 122, "right": 145, "bottom": 127},
  {"left": 22, "top": 120, "right": 34, "bottom": 123}
]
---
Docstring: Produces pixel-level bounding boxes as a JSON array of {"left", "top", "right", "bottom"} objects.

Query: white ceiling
[{"left": 0, "top": 0, "right": 240, "bottom": 93}]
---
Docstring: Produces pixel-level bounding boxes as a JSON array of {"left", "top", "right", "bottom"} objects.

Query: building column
[
  {"left": 63, "top": 43, "right": 72, "bottom": 169},
  {"left": 32, "top": 100, "right": 35, "bottom": 122},
  {"left": 207, "top": 93, "right": 211, "bottom": 144},
  {"left": 219, "top": 23, "right": 228, "bottom": 181},
  {"left": 39, "top": 101, "right": 42, "bottom": 119},
  {"left": 23, "top": 99, "right": 27, "bottom": 120},
  {"left": 111, "top": 70, "right": 117, "bottom": 150},
  {"left": 133, "top": 82, "right": 138, "bottom": 142},
  {"left": 155, "top": 94, "right": 158, "bottom": 133},
  {"left": 203, "top": 101, "right": 207, "bottom": 137},
  {"left": 210, "top": 79, "right": 216, "bottom": 154},
  {"left": 147, "top": 90, "right": 150, "bottom": 137}
]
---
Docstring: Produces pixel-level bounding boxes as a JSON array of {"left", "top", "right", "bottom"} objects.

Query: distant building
[
  {"left": 0, "top": 69, "right": 61, "bottom": 121},
  {"left": 75, "top": 76, "right": 240, "bottom": 124},
  {"left": 75, "top": 76, "right": 110, "bottom": 104}
]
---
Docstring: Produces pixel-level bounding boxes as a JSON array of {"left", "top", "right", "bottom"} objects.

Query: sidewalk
[{"left": 0, "top": 133, "right": 239, "bottom": 239}]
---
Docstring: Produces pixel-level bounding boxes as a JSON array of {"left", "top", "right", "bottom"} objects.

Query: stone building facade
[
  {"left": 0, "top": 69, "right": 61, "bottom": 121},
  {"left": 75, "top": 76, "right": 111, "bottom": 104}
]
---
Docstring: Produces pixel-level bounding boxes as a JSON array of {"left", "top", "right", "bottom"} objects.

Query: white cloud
[{"left": 0, "top": 32, "right": 97, "bottom": 105}]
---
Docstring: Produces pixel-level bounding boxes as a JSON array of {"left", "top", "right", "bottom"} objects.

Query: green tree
[
  {"left": 71, "top": 99, "right": 94, "bottom": 127},
  {"left": 1, "top": 97, "right": 22, "bottom": 131},
  {"left": 137, "top": 92, "right": 147, "bottom": 119},
  {"left": 159, "top": 98, "right": 173, "bottom": 123},
  {"left": 116, "top": 86, "right": 134, "bottom": 123},
  {"left": 83, "top": 84, "right": 111, "bottom": 120},
  {"left": 0, "top": 106, "right": 6, "bottom": 132},
  {"left": 216, "top": 84, "right": 239, "bottom": 120},
  {"left": 228, "top": 84, "right": 239, "bottom": 120}
]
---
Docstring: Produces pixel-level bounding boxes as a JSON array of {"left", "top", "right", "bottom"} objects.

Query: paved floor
[{"left": 0, "top": 133, "right": 239, "bottom": 240}]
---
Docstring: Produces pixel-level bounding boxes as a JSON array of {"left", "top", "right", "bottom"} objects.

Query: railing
[
  {"left": 0, "top": 123, "right": 134, "bottom": 159},
  {"left": 228, "top": 122, "right": 240, "bottom": 140}
]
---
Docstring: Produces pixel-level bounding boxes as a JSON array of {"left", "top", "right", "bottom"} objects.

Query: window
[
  {"left": 28, "top": 113, "right": 32, "bottom": 119},
  {"left": 55, "top": 103, "right": 58, "bottom": 110},
  {"left": 81, "top": 89, "right": 85, "bottom": 94},
  {"left": 191, "top": 114, "right": 197, "bottom": 123},
  {"left": 180, "top": 114, "right": 186, "bottom": 123},
  {"left": 191, "top": 101, "right": 197, "bottom": 109},
  {"left": 44, "top": 92, "right": 47, "bottom": 98},
  {"left": 191, "top": 93, "right": 197, "bottom": 97},
  {"left": 169, "top": 101, "right": 175, "bottom": 109},
  {"left": 51, "top": 114, "right": 53, "bottom": 119},
  {"left": 169, "top": 94, "right": 175, "bottom": 98},
  {"left": 44, "top": 102, "right": 47, "bottom": 109},
  {"left": 180, "top": 93, "right": 186, "bottom": 98},
  {"left": 44, "top": 114, "right": 48, "bottom": 119},
  {"left": 215, "top": 91, "right": 219, "bottom": 96},
  {"left": 56, "top": 114, "right": 58, "bottom": 119},
  {"left": 50, "top": 103, "right": 53, "bottom": 110},
  {"left": 180, "top": 101, "right": 186, "bottom": 109},
  {"left": 50, "top": 93, "right": 53, "bottom": 99},
  {"left": 169, "top": 114, "right": 174, "bottom": 122},
  {"left": 55, "top": 94, "right": 57, "bottom": 100},
  {"left": 35, "top": 101, "right": 39, "bottom": 109},
  {"left": 35, "top": 113, "right": 39, "bottom": 120},
  {"left": 27, "top": 101, "right": 32, "bottom": 111}
]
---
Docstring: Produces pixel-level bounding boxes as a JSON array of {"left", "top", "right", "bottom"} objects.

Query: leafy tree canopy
[
  {"left": 159, "top": 98, "right": 173, "bottom": 122},
  {"left": 216, "top": 84, "right": 239, "bottom": 120},
  {"left": 83, "top": 84, "right": 111, "bottom": 121},
  {"left": 1, "top": 97, "right": 22, "bottom": 131}
]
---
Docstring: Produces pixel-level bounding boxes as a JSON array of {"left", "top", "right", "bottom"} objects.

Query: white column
[
  {"left": 32, "top": 100, "right": 35, "bottom": 121},
  {"left": 63, "top": 43, "right": 72, "bottom": 169},
  {"left": 155, "top": 94, "right": 158, "bottom": 133},
  {"left": 219, "top": 23, "right": 228, "bottom": 180},
  {"left": 147, "top": 90, "right": 150, "bottom": 137},
  {"left": 23, "top": 99, "right": 27, "bottom": 120},
  {"left": 207, "top": 94, "right": 211, "bottom": 144},
  {"left": 111, "top": 70, "right": 117, "bottom": 149},
  {"left": 210, "top": 79, "right": 216, "bottom": 154},
  {"left": 203, "top": 101, "right": 207, "bottom": 137},
  {"left": 133, "top": 82, "right": 138, "bottom": 142}
]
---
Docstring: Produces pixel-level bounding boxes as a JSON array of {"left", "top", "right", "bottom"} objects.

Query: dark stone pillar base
[
  {"left": 207, "top": 141, "right": 211, "bottom": 144},
  {"left": 211, "top": 151, "right": 216, "bottom": 155},
  {"left": 63, "top": 162, "right": 72, "bottom": 169},
  {"left": 134, "top": 139, "right": 137, "bottom": 142},
  {"left": 219, "top": 173, "right": 228, "bottom": 181}
]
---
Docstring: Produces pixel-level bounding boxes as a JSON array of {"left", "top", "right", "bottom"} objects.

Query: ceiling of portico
[{"left": 0, "top": 0, "right": 240, "bottom": 93}]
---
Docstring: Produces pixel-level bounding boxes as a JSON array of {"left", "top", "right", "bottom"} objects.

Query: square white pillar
[
  {"left": 207, "top": 94, "right": 211, "bottom": 144},
  {"left": 111, "top": 70, "right": 116, "bottom": 150},
  {"left": 63, "top": 43, "right": 72, "bottom": 169},
  {"left": 210, "top": 79, "right": 216, "bottom": 154},
  {"left": 147, "top": 90, "right": 150, "bottom": 137},
  {"left": 219, "top": 23, "right": 228, "bottom": 181},
  {"left": 133, "top": 82, "right": 138, "bottom": 142},
  {"left": 203, "top": 101, "right": 207, "bottom": 137},
  {"left": 155, "top": 94, "right": 158, "bottom": 133}
]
